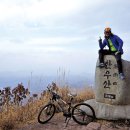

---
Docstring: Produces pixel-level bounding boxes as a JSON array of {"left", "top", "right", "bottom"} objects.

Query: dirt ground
[{"left": 14, "top": 113, "right": 130, "bottom": 130}]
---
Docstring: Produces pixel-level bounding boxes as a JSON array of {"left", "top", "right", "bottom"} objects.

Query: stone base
[{"left": 84, "top": 99, "right": 130, "bottom": 120}]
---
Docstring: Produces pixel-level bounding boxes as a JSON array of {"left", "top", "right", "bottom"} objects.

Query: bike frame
[{"left": 47, "top": 87, "right": 74, "bottom": 114}]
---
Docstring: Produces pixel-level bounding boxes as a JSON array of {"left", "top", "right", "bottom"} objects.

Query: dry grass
[
  {"left": 75, "top": 87, "right": 95, "bottom": 103},
  {"left": 0, "top": 85, "right": 95, "bottom": 130},
  {"left": 58, "top": 86, "right": 95, "bottom": 104}
]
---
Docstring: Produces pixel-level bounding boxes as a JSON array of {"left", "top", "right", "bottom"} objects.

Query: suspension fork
[{"left": 64, "top": 98, "right": 73, "bottom": 127}]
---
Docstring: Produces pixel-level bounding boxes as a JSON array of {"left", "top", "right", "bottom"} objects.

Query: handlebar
[
  {"left": 47, "top": 86, "right": 61, "bottom": 100},
  {"left": 46, "top": 86, "right": 77, "bottom": 101}
]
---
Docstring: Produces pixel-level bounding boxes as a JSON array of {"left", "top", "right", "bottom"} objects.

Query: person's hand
[
  {"left": 98, "top": 37, "right": 102, "bottom": 44},
  {"left": 115, "top": 51, "right": 120, "bottom": 55}
]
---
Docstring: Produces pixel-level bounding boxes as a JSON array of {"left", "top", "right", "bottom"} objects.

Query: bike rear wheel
[
  {"left": 72, "top": 103, "right": 95, "bottom": 125},
  {"left": 38, "top": 104, "right": 56, "bottom": 124}
]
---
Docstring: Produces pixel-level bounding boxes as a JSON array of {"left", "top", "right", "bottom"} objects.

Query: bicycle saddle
[{"left": 68, "top": 93, "right": 77, "bottom": 97}]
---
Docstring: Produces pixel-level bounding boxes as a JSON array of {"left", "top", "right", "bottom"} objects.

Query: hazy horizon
[{"left": 0, "top": 72, "right": 95, "bottom": 93}]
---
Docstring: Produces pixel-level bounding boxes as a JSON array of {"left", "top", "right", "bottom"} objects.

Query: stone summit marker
[{"left": 84, "top": 55, "right": 130, "bottom": 120}]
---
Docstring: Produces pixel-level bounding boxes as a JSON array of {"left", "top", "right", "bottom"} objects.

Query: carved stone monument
[{"left": 84, "top": 55, "right": 130, "bottom": 120}]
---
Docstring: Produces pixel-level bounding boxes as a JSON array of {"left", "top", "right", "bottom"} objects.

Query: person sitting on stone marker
[{"left": 98, "top": 27, "right": 125, "bottom": 80}]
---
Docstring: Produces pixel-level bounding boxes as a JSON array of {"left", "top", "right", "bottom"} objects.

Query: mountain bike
[{"left": 38, "top": 86, "right": 95, "bottom": 126}]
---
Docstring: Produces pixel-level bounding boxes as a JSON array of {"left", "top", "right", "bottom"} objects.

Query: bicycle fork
[{"left": 64, "top": 103, "right": 72, "bottom": 127}]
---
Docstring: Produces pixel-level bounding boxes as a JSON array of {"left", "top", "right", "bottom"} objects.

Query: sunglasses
[{"left": 104, "top": 31, "right": 110, "bottom": 34}]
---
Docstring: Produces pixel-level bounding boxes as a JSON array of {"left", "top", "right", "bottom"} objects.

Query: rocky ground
[{"left": 14, "top": 113, "right": 130, "bottom": 130}]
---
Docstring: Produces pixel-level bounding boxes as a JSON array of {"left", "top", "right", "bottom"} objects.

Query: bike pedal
[{"left": 63, "top": 112, "right": 71, "bottom": 117}]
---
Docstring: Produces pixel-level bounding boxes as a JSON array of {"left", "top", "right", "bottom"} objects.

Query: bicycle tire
[
  {"left": 38, "top": 104, "right": 56, "bottom": 124},
  {"left": 72, "top": 103, "right": 95, "bottom": 125}
]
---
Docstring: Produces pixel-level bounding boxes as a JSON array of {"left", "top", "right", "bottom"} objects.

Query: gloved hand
[{"left": 115, "top": 51, "right": 120, "bottom": 55}]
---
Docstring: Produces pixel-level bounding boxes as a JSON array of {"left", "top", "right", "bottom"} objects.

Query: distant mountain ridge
[{"left": 0, "top": 75, "right": 94, "bottom": 93}]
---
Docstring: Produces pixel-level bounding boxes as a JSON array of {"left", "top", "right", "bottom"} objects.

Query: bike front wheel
[
  {"left": 38, "top": 104, "right": 56, "bottom": 124},
  {"left": 72, "top": 103, "right": 95, "bottom": 125}
]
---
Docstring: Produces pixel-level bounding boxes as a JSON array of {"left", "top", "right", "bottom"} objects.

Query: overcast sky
[{"left": 0, "top": 0, "right": 130, "bottom": 79}]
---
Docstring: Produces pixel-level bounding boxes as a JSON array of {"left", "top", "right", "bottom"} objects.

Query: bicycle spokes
[
  {"left": 72, "top": 103, "right": 95, "bottom": 125},
  {"left": 38, "top": 104, "right": 56, "bottom": 124}
]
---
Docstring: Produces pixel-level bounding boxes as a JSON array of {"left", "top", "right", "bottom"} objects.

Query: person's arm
[
  {"left": 115, "top": 35, "right": 123, "bottom": 52},
  {"left": 99, "top": 38, "right": 107, "bottom": 49}
]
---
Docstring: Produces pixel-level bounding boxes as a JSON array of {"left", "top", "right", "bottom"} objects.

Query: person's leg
[
  {"left": 98, "top": 49, "right": 111, "bottom": 63},
  {"left": 115, "top": 53, "right": 122, "bottom": 73},
  {"left": 115, "top": 53, "right": 125, "bottom": 79},
  {"left": 117, "top": 60, "right": 123, "bottom": 74}
]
